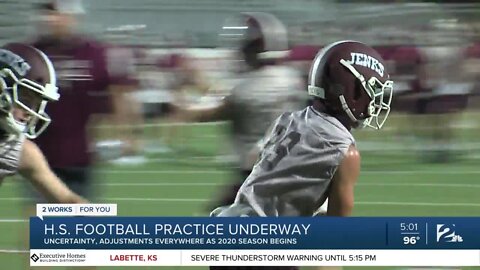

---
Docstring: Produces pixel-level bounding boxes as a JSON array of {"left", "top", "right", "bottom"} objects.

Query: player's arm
[
  {"left": 183, "top": 58, "right": 211, "bottom": 96},
  {"left": 18, "top": 139, "right": 88, "bottom": 204},
  {"left": 175, "top": 95, "right": 231, "bottom": 122},
  {"left": 244, "top": 119, "right": 280, "bottom": 169},
  {"left": 100, "top": 45, "right": 143, "bottom": 154},
  {"left": 108, "top": 83, "right": 143, "bottom": 154},
  {"left": 327, "top": 144, "right": 360, "bottom": 216}
]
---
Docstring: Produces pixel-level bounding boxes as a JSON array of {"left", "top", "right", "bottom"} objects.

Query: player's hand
[
  {"left": 78, "top": 198, "right": 90, "bottom": 204},
  {"left": 120, "top": 137, "right": 142, "bottom": 156},
  {"left": 66, "top": 193, "right": 89, "bottom": 204}
]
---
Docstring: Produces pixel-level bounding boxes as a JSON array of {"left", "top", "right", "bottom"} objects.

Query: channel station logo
[{"left": 436, "top": 224, "right": 463, "bottom": 243}]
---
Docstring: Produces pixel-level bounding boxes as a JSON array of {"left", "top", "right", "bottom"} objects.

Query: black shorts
[
  {"left": 207, "top": 169, "right": 252, "bottom": 213},
  {"left": 217, "top": 169, "right": 251, "bottom": 206},
  {"left": 23, "top": 167, "right": 95, "bottom": 204},
  {"left": 143, "top": 103, "right": 174, "bottom": 119}
]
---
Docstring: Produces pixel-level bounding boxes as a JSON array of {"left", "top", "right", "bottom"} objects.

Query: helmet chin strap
[
  {"left": 339, "top": 59, "right": 377, "bottom": 129},
  {"left": 338, "top": 94, "right": 360, "bottom": 124},
  {"left": 308, "top": 83, "right": 362, "bottom": 127}
]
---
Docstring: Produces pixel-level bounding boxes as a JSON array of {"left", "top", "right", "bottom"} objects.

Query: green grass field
[{"left": 0, "top": 116, "right": 479, "bottom": 269}]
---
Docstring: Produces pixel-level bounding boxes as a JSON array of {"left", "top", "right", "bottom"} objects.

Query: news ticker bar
[
  {"left": 29, "top": 249, "right": 480, "bottom": 267},
  {"left": 30, "top": 216, "right": 480, "bottom": 249}
]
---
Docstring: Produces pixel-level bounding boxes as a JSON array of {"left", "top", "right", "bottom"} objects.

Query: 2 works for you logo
[{"left": 436, "top": 224, "right": 463, "bottom": 243}]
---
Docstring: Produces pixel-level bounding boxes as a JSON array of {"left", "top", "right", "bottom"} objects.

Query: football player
[
  {"left": 211, "top": 40, "right": 393, "bottom": 217},
  {"left": 26, "top": 0, "right": 139, "bottom": 202},
  {"left": 415, "top": 42, "right": 471, "bottom": 163},
  {"left": 177, "top": 12, "right": 306, "bottom": 211},
  {"left": 153, "top": 52, "right": 212, "bottom": 154},
  {"left": 0, "top": 42, "right": 87, "bottom": 204},
  {"left": 209, "top": 39, "right": 393, "bottom": 270}
]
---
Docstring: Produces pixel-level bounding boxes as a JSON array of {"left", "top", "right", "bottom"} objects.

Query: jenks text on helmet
[{"left": 347, "top": 52, "right": 384, "bottom": 77}]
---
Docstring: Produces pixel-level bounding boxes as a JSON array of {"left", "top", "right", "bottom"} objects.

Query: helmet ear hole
[
  {"left": 353, "top": 79, "right": 363, "bottom": 101},
  {"left": 329, "top": 83, "right": 344, "bottom": 97},
  {"left": 324, "top": 83, "right": 344, "bottom": 115}
]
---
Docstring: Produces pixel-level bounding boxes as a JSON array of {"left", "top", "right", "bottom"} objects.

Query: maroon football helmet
[
  {"left": 220, "top": 12, "right": 289, "bottom": 70},
  {"left": 308, "top": 40, "right": 393, "bottom": 129},
  {"left": 0, "top": 43, "right": 59, "bottom": 138}
]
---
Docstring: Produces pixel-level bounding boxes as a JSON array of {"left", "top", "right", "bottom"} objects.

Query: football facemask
[
  {"left": 0, "top": 68, "right": 58, "bottom": 138},
  {"left": 339, "top": 59, "right": 393, "bottom": 129}
]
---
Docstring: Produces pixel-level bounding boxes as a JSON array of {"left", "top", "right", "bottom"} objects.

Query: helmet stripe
[
  {"left": 33, "top": 47, "right": 56, "bottom": 87},
  {"left": 308, "top": 40, "right": 357, "bottom": 88},
  {"left": 32, "top": 47, "right": 59, "bottom": 100}
]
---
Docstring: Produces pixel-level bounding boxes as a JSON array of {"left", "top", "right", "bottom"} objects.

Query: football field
[{"left": 0, "top": 119, "right": 479, "bottom": 269}]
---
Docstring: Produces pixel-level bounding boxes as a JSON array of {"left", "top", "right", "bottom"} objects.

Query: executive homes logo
[{"left": 30, "top": 254, "right": 39, "bottom": 262}]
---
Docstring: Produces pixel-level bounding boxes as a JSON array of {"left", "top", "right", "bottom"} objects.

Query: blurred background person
[
  {"left": 23, "top": 0, "right": 139, "bottom": 215},
  {"left": 99, "top": 25, "right": 147, "bottom": 165},
  {"left": 20, "top": 1, "right": 140, "bottom": 269},
  {"left": 408, "top": 20, "right": 473, "bottom": 163},
  {"left": 151, "top": 50, "right": 212, "bottom": 155},
  {"left": 175, "top": 12, "right": 306, "bottom": 212}
]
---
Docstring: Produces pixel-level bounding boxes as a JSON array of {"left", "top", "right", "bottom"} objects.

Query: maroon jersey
[
  {"left": 31, "top": 36, "right": 136, "bottom": 167},
  {"left": 386, "top": 46, "right": 426, "bottom": 94},
  {"left": 465, "top": 42, "right": 480, "bottom": 58},
  {"left": 383, "top": 45, "right": 427, "bottom": 113},
  {"left": 465, "top": 43, "right": 480, "bottom": 95},
  {"left": 156, "top": 53, "right": 197, "bottom": 90}
]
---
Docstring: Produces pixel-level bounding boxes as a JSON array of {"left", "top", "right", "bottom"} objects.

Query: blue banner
[{"left": 30, "top": 217, "right": 480, "bottom": 250}]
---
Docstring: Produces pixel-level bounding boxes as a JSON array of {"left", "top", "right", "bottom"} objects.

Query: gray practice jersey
[
  {"left": 213, "top": 106, "right": 355, "bottom": 217},
  {"left": 0, "top": 135, "right": 24, "bottom": 180},
  {"left": 227, "top": 65, "right": 305, "bottom": 170}
]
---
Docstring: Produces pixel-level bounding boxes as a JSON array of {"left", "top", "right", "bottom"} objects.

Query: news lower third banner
[{"left": 30, "top": 204, "right": 480, "bottom": 266}]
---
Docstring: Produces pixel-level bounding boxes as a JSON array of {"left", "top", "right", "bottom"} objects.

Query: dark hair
[{"left": 37, "top": 2, "right": 56, "bottom": 12}]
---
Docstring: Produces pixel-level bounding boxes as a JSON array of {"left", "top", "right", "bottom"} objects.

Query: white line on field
[
  {"left": 98, "top": 170, "right": 228, "bottom": 174},
  {"left": 0, "top": 197, "right": 208, "bottom": 202},
  {"left": 0, "top": 219, "right": 27, "bottom": 222},
  {"left": 3, "top": 181, "right": 480, "bottom": 189},
  {"left": 355, "top": 201, "right": 480, "bottom": 207},
  {"left": 400, "top": 268, "right": 461, "bottom": 270},
  {"left": 362, "top": 170, "right": 480, "bottom": 174},
  {"left": 358, "top": 183, "right": 480, "bottom": 188},
  {"left": 0, "top": 197, "right": 478, "bottom": 207},
  {"left": 97, "top": 182, "right": 218, "bottom": 186},
  {"left": 95, "top": 169, "right": 480, "bottom": 175},
  {"left": 96, "top": 182, "right": 480, "bottom": 188},
  {"left": 0, "top": 249, "right": 28, "bottom": 253},
  {"left": 98, "top": 121, "right": 227, "bottom": 128},
  {"left": 89, "top": 182, "right": 480, "bottom": 188},
  {"left": 105, "top": 197, "right": 208, "bottom": 202}
]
